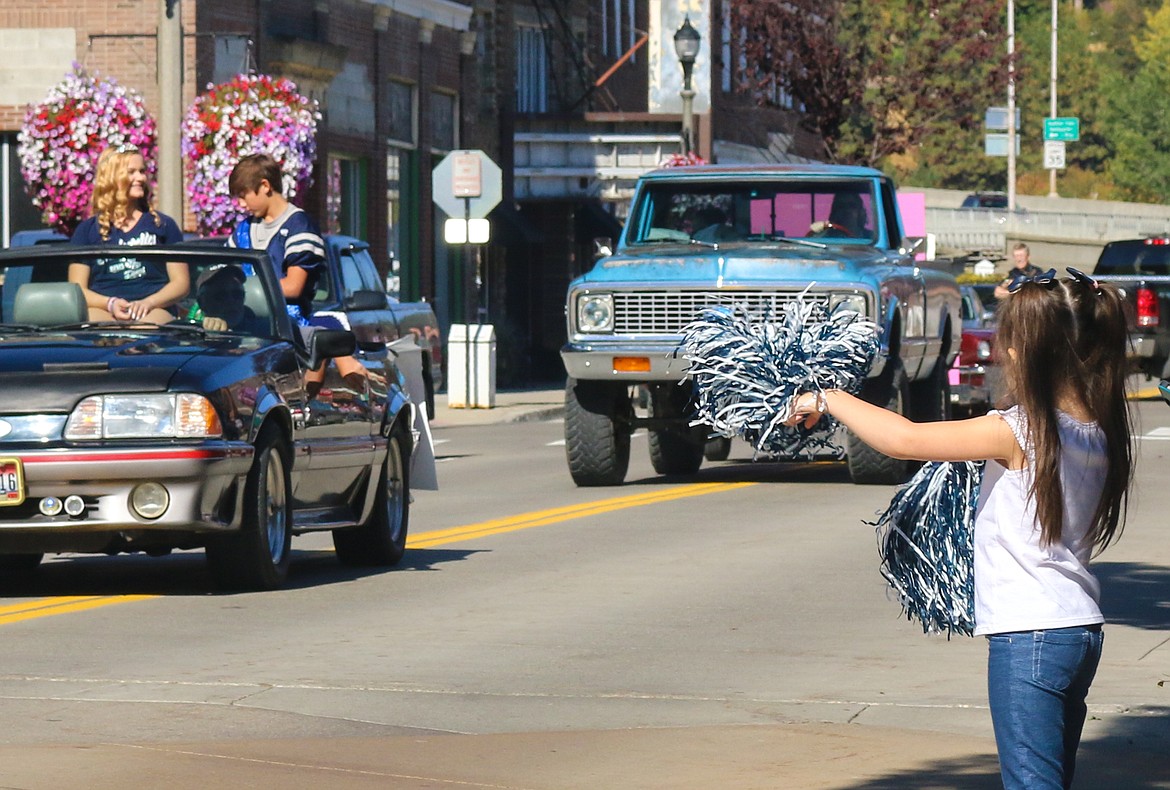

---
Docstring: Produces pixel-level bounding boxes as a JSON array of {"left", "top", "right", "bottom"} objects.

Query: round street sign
[{"left": 432, "top": 150, "right": 502, "bottom": 218}]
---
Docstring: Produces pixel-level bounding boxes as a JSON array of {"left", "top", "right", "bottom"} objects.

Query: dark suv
[{"left": 961, "top": 192, "right": 1008, "bottom": 209}]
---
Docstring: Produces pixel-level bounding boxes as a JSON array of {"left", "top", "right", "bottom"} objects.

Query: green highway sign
[{"left": 1044, "top": 117, "right": 1080, "bottom": 141}]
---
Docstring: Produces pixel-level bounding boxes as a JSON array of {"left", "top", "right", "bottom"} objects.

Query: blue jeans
[{"left": 987, "top": 626, "right": 1103, "bottom": 789}]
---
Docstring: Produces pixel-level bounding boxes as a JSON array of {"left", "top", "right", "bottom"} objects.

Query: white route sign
[{"left": 1044, "top": 140, "right": 1066, "bottom": 170}]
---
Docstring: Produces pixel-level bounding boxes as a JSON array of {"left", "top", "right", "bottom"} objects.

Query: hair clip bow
[
  {"left": 1066, "top": 267, "right": 1101, "bottom": 292},
  {"left": 1006, "top": 267, "right": 1058, "bottom": 294}
]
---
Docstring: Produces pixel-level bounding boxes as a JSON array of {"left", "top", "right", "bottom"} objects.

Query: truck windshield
[{"left": 625, "top": 180, "right": 878, "bottom": 246}]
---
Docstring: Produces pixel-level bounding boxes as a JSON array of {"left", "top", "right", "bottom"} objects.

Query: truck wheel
[
  {"left": 647, "top": 384, "right": 704, "bottom": 475},
  {"left": 847, "top": 361, "right": 914, "bottom": 485},
  {"left": 207, "top": 428, "right": 292, "bottom": 590},
  {"left": 333, "top": 421, "right": 410, "bottom": 566},
  {"left": 704, "top": 436, "right": 732, "bottom": 462},
  {"left": 565, "top": 378, "right": 631, "bottom": 486},
  {"left": 910, "top": 355, "right": 952, "bottom": 423}
]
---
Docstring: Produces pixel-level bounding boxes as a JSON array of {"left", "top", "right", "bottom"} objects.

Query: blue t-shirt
[{"left": 70, "top": 212, "right": 183, "bottom": 300}]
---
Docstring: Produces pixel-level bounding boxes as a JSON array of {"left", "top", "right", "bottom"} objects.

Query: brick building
[{"left": 0, "top": 0, "right": 820, "bottom": 385}]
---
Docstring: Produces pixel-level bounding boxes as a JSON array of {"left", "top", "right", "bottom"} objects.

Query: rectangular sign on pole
[
  {"left": 452, "top": 152, "right": 483, "bottom": 198},
  {"left": 1044, "top": 140, "right": 1067, "bottom": 170},
  {"left": 1043, "top": 117, "right": 1080, "bottom": 141}
]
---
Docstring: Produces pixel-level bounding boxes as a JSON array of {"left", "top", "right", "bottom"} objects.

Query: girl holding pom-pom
[{"left": 788, "top": 268, "right": 1133, "bottom": 790}]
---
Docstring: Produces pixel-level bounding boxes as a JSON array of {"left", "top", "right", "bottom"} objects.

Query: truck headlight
[
  {"left": 576, "top": 293, "right": 614, "bottom": 333},
  {"left": 65, "top": 394, "right": 223, "bottom": 440},
  {"left": 829, "top": 292, "right": 868, "bottom": 317}
]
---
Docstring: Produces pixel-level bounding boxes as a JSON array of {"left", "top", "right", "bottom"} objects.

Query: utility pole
[
  {"left": 1048, "top": 0, "right": 1059, "bottom": 198},
  {"left": 157, "top": 0, "right": 183, "bottom": 219},
  {"left": 1007, "top": 0, "right": 1016, "bottom": 211}
]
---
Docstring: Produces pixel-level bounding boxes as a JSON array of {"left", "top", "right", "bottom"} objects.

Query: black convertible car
[{"left": 0, "top": 244, "right": 413, "bottom": 590}]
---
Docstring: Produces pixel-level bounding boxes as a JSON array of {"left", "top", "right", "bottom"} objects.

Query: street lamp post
[{"left": 673, "top": 15, "right": 700, "bottom": 156}]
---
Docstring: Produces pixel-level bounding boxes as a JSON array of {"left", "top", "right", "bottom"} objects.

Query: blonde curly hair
[{"left": 91, "top": 146, "right": 161, "bottom": 241}]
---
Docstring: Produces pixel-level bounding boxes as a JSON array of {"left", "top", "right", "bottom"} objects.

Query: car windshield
[
  {"left": 625, "top": 180, "right": 879, "bottom": 246},
  {"left": 0, "top": 248, "right": 282, "bottom": 338},
  {"left": 1095, "top": 240, "right": 1170, "bottom": 275}
]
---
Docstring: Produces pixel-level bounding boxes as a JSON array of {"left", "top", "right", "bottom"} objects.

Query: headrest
[{"left": 13, "top": 283, "right": 88, "bottom": 325}]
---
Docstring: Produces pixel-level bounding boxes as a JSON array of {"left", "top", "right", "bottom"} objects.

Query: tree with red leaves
[{"left": 731, "top": 0, "right": 1007, "bottom": 176}]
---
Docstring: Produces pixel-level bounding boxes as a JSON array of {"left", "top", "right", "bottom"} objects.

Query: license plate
[{"left": 0, "top": 458, "right": 25, "bottom": 507}]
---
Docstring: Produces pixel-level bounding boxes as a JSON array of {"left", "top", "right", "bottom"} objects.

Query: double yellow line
[{"left": 0, "top": 481, "right": 754, "bottom": 625}]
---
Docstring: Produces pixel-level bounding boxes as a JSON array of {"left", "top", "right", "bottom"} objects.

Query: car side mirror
[
  {"left": 305, "top": 328, "right": 357, "bottom": 370},
  {"left": 344, "top": 289, "right": 388, "bottom": 311}
]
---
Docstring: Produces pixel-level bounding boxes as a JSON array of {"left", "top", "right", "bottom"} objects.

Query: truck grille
[{"left": 612, "top": 290, "right": 832, "bottom": 334}]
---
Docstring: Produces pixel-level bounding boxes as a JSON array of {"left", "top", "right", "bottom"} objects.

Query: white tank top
[{"left": 972, "top": 406, "right": 1107, "bottom": 636}]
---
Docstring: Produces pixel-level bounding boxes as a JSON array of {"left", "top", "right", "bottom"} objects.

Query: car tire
[
  {"left": 703, "top": 436, "right": 732, "bottom": 462},
  {"left": 333, "top": 421, "right": 411, "bottom": 566},
  {"left": 0, "top": 553, "right": 43, "bottom": 572},
  {"left": 207, "top": 428, "right": 292, "bottom": 591},
  {"left": 847, "top": 361, "right": 915, "bottom": 485},
  {"left": 647, "top": 384, "right": 704, "bottom": 476},
  {"left": 565, "top": 377, "right": 631, "bottom": 487},
  {"left": 910, "top": 354, "right": 952, "bottom": 423}
]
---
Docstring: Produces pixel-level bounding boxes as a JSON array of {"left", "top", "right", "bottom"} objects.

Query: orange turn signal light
[{"left": 613, "top": 356, "right": 651, "bottom": 373}]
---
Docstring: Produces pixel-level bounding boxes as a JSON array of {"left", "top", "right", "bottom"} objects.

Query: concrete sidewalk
[{"left": 430, "top": 385, "right": 566, "bottom": 429}]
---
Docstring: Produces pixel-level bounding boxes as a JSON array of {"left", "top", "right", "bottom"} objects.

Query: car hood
[
  {"left": 0, "top": 330, "right": 246, "bottom": 412},
  {"left": 582, "top": 244, "right": 891, "bottom": 287}
]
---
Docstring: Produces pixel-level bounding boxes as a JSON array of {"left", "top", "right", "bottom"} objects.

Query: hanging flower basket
[
  {"left": 181, "top": 73, "right": 320, "bottom": 236},
  {"left": 17, "top": 63, "right": 157, "bottom": 235}
]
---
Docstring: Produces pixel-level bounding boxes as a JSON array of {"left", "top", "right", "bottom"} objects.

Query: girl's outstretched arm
[{"left": 789, "top": 389, "right": 1023, "bottom": 467}]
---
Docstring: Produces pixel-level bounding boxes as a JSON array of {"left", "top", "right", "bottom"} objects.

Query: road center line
[
  {"left": 0, "top": 595, "right": 156, "bottom": 626},
  {"left": 406, "top": 481, "right": 755, "bottom": 549}
]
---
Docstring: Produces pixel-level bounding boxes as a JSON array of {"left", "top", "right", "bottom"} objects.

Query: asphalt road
[{"left": 0, "top": 399, "right": 1168, "bottom": 788}]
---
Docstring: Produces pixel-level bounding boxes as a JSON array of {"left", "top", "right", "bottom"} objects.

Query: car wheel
[
  {"left": 847, "top": 361, "right": 915, "bottom": 485},
  {"left": 207, "top": 428, "right": 292, "bottom": 591},
  {"left": 564, "top": 377, "right": 631, "bottom": 486},
  {"left": 704, "top": 436, "right": 732, "bottom": 462},
  {"left": 0, "top": 553, "right": 43, "bottom": 571},
  {"left": 910, "top": 354, "right": 952, "bottom": 423},
  {"left": 333, "top": 422, "right": 411, "bottom": 566},
  {"left": 647, "top": 384, "right": 704, "bottom": 476}
]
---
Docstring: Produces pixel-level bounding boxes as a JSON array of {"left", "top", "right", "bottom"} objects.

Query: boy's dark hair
[{"left": 229, "top": 153, "right": 284, "bottom": 197}]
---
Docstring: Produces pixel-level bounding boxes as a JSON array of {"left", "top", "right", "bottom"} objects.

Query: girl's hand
[
  {"left": 126, "top": 299, "right": 153, "bottom": 322},
  {"left": 785, "top": 391, "right": 828, "bottom": 429},
  {"left": 107, "top": 296, "right": 131, "bottom": 321}
]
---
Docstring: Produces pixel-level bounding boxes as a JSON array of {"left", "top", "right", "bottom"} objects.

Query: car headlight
[
  {"left": 829, "top": 292, "right": 868, "bottom": 317},
  {"left": 65, "top": 394, "right": 223, "bottom": 440},
  {"left": 576, "top": 293, "right": 614, "bottom": 333}
]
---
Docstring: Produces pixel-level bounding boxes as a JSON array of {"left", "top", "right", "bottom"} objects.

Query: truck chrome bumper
[{"left": 561, "top": 340, "right": 692, "bottom": 381}]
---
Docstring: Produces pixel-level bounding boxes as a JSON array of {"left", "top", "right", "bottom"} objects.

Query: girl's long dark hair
[{"left": 996, "top": 275, "right": 1132, "bottom": 553}]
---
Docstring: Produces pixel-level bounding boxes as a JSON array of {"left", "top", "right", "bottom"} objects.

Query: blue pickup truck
[{"left": 561, "top": 164, "right": 961, "bottom": 486}]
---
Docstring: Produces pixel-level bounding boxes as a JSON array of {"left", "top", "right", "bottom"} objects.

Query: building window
[
  {"left": 387, "top": 80, "right": 415, "bottom": 146},
  {"left": 431, "top": 91, "right": 457, "bottom": 152},
  {"left": 516, "top": 25, "right": 548, "bottom": 113},
  {"left": 386, "top": 146, "right": 419, "bottom": 299},
  {"left": 601, "top": 0, "right": 636, "bottom": 62},
  {"left": 212, "top": 36, "right": 253, "bottom": 86},
  {"left": 326, "top": 155, "right": 368, "bottom": 239}
]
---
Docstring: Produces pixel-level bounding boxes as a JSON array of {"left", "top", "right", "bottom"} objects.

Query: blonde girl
[{"left": 68, "top": 145, "right": 188, "bottom": 323}]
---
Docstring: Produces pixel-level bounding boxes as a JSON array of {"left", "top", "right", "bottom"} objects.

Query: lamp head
[{"left": 673, "top": 15, "right": 700, "bottom": 66}]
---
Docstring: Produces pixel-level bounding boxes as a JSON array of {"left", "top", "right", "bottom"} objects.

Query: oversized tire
[
  {"left": 333, "top": 421, "right": 410, "bottom": 566},
  {"left": 0, "top": 554, "right": 43, "bottom": 571},
  {"left": 847, "top": 361, "right": 914, "bottom": 485},
  {"left": 207, "top": 427, "right": 292, "bottom": 591},
  {"left": 647, "top": 384, "right": 704, "bottom": 476},
  {"left": 565, "top": 377, "right": 631, "bottom": 487},
  {"left": 704, "top": 436, "right": 732, "bottom": 462},
  {"left": 910, "top": 355, "right": 952, "bottom": 423}
]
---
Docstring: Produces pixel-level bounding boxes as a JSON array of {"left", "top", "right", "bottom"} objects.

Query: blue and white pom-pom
[
  {"left": 869, "top": 460, "right": 984, "bottom": 637},
  {"left": 681, "top": 294, "right": 880, "bottom": 457}
]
